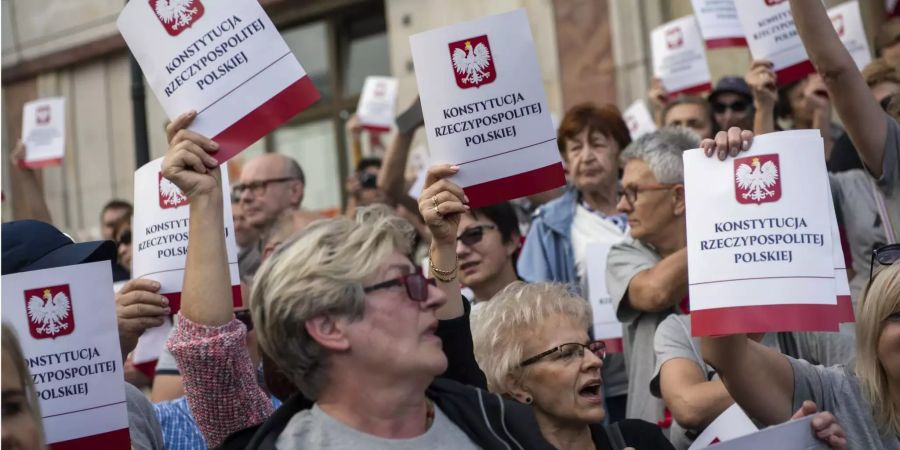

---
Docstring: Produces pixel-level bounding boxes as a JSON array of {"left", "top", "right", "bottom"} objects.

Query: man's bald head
[{"left": 236, "top": 154, "right": 305, "bottom": 231}]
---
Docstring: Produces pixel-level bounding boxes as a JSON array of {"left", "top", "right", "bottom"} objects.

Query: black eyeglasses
[
  {"left": 232, "top": 177, "right": 298, "bottom": 198},
  {"left": 457, "top": 224, "right": 497, "bottom": 247},
  {"left": 363, "top": 273, "right": 436, "bottom": 302},
  {"left": 235, "top": 310, "right": 253, "bottom": 331},
  {"left": 520, "top": 340, "right": 607, "bottom": 367},
  {"left": 871, "top": 244, "right": 900, "bottom": 282},
  {"left": 712, "top": 100, "right": 750, "bottom": 114},
  {"left": 617, "top": 183, "right": 680, "bottom": 208},
  {"left": 117, "top": 230, "right": 132, "bottom": 246}
]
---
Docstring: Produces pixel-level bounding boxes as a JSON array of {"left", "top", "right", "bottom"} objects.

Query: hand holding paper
[
  {"left": 115, "top": 278, "right": 170, "bottom": 360},
  {"left": 162, "top": 111, "right": 222, "bottom": 198}
]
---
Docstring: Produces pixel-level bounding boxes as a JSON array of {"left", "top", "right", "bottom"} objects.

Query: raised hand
[
  {"left": 745, "top": 60, "right": 778, "bottom": 107},
  {"left": 417, "top": 164, "right": 469, "bottom": 246},
  {"left": 161, "top": 111, "right": 221, "bottom": 198},
  {"left": 700, "top": 127, "right": 755, "bottom": 160},
  {"left": 116, "top": 278, "right": 169, "bottom": 359}
]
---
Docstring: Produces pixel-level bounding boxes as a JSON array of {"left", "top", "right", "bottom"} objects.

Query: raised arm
[
  {"left": 625, "top": 248, "right": 688, "bottom": 313},
  {"left": 701, "top": 334, "right": 794, "bottom": 425},
  {"left": 789, "top": 0, "right": 887, "bottom": 176},
  {"left": 746, "top": 60, "right": 778, "bottom": 135},
  {"left": 659, "top": 359, "right": 733, "bottom": 430},
  {"left": 10, "top": 141, "right": 52, "bottom": 223},
  {"left": 417, "top": 164, "right": 468, "bottom": 320}
]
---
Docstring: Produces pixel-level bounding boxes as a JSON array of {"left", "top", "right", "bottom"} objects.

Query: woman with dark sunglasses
[{"left": 454, "top": 201, "right": 522, "bottom": 308}]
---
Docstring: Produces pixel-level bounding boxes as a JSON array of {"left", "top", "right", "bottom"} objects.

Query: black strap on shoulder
[{"left": 606, "top": 422, "right": 627, "bottom": 450}]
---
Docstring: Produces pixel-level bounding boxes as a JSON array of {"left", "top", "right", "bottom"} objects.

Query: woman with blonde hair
[{"left": 2, "top": 323, "right": 45, "bottom": 450}]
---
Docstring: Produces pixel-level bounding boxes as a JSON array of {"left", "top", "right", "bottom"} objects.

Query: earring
[{"left": 524, "top": 396, "right": 533, "bottom": 404}]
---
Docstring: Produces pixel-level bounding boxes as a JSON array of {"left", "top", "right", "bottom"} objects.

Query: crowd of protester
[{"left": 3, "top": 0, "right": 900, "bottom": 448}]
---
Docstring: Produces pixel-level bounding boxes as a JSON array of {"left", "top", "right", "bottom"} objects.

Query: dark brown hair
[{"left": 557, "top": 103, "right": 631, "bottom": 156}]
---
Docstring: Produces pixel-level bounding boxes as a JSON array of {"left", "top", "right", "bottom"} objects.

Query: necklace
[{"left": 425, "top": 398, "right": 435, "bottom": 430}]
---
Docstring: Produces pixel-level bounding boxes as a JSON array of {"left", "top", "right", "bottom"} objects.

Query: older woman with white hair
[{"left": 471, "top": 282, "right": 673, "bottom": 450}]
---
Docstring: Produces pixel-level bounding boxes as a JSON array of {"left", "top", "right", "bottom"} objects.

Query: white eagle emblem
[
  {"left": 160, "top": 177, "right": 188, "bottom": 207},
  {"left": 735, "top": 157, "right": 779, "bottom": 202},
  {"left": 154, "top": 0, "right": 199, "bottom": 31},
  {"left": 27, "top": 289, "right": 71, "bottom": 337},
  {"left": 452, "top": 41, "right": 492, "bottom": 86}
]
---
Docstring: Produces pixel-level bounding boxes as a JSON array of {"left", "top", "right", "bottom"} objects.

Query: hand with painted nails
[
  {"left": 116, "top": 278, "right": 170, "bottom": 360},
  {"left": 700, "top": 127, "right": 754, "bottom": 161},
  {"left": 791, "top": 400, "right": 846, "bottom": 450},
  {"left": 162, "top": 110, "right": 222, "bottom": 198},
  {"left": 417, "top": 164, "right": 470, "bottom": 246}
]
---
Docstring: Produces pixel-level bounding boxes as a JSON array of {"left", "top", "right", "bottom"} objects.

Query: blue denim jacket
[{"left": 517, "top": 186, "right": 579, "bottom": 287}]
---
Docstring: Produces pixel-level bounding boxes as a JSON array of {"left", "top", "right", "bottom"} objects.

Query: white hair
[{"left": 619, "top": 128, "right": 700, "bottom": 184}]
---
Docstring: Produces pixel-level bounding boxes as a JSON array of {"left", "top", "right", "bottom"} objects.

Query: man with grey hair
[
  {"left": 232, "top": 153, "right": 306, "bottom": 279},
  {"left": 605, "top": 128, "right": 699, "bottom": 425}
]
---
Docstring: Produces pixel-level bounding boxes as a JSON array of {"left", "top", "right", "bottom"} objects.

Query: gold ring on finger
[
  {"left": 432, "top": 195, "right": 439, "bottom": 209},
  {"left": 433, "top": 206, "right": 442, "bottom": 218}
]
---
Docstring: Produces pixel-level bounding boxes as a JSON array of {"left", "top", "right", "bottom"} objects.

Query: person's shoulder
[
  {"left": 656, "top": 314, "right": 691, "bottom": 342},
  {"left": 609, "top": 236, "right": 658, "bottom": 261}
]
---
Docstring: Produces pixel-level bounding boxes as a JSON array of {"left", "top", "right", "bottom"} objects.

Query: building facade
[{"left": 1, "top": 0, "right": 885, "bottom": 239}]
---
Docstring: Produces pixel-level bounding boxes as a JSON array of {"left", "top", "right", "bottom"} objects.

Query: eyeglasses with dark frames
[
  {"left": 234, "top": 310, "right": 253, "bottom": 331},
  {"left": 117, "top": 229, "right": 132, "bottom": 247},
  {"left": 456, "top": 224, "right": 497, "bottom": 247},
  {"left": 232, "top": 177, "right": 298, "bottom": 198},
  {"left": 870, "top": 243, "right": 900, "bottom": 283},
  {"left": 363, "top": 272, "right": 436, "bottom": 302},
  {"left": 520, "top": 340, "right": 607, "bottom": 367},
  {"left": 617, "top": 183, "right": 680, "bottom": 208}
]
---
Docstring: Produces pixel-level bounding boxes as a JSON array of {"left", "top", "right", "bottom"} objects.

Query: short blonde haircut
[
  {"left": 855, "top": 263, "right": 900, "bottom": 435},
  {"left": 250, "top": 205, "right": 414, "bottom": 399},
  {"left": 2, "top": 323, "right": 46, "bottom": 448},
  {"left": 862, "top": 58, "right": 900, "bottom": 88},
  {"left": 471, "top": 282, "right": 591, "bottom": 394}
]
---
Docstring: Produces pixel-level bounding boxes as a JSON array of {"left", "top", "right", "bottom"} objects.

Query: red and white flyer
[
  {"left": 735, "top": 0, "right": 815, "bottom": 85},
  {"left": 131, "top": 159, "right": 242, "bottom": 313},
  {"left": 117, "top": 0, "right": 320, "bottom": 163},
  {"left": 586, "top": 242, "right": 624, "bottom": 353},
  {"left": 356, "top": 76, "right": 399, "bottom": 132},
  {"left": 21, "top": 97, "right": 66, "bottom": 168},
  {"left": 409, "top": 9, "right": 565, "bottom": 208},
  {"left": 828, "top": 1, "right": 872, "bottom": 71},
  {"left": 622, "top": 100, "right": 658, "bottom": 140},
  {"left": 683, "top": 130, "right": 841, "bottom": 336},
  {"left": 689, "top": 0, "right": 748, "bottom": 48},
  {"left": 3, "top": 261, "right": 131, "bottom": 449},
  {"left": 651, "top": 15, "right": 713, "bottom": 97}
]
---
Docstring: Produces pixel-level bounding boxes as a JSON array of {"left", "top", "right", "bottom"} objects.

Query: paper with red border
[
  {"left": 409, "top": 9, "right": 564, "bottom": 208},
  {"left": 356, "top": 76, "right": 399, "bottom": 132},
  {"left": 2, "top": 261, "right": 130, "bottom": 449},
  {"left": 689, "top": 0, "right": 748, "bottom": 49},
  {"left": 21, "top": 97, "right": 66, "bottom": 168},
  {"left": 734, "top": 0, "right": 814, "bottom": 85},
  {"left": 117, "top": 0, "right": 320, "bottom": 163},
  {"left": 652, "top": 15, "right": 713, "bottom": 97},
  {"left": 683, "top": 130, "right": 839, "bottom": 336},
  {"left": 586, "top": 242, "right": 624, "bottom": 353},
  {"left": 827, "top": 1, "right": 872, "bottom": 71},
  {"left": 132, "top": 159, "right": 242, "bottom": 313},
  {"left": 698, "top": 415, "right": 824, "bottom": 449}
]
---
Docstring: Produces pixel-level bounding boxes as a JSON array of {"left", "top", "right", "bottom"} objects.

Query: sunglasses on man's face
[
  {"left": 118, "top": 230, "right": 132, "bottom": 246},
  {"left": 456, "top": 224, "right": 497, "bottom": 247},
  {"left": 871, "top": 244, "right": 900, "bottom": 282},
  {"left": 712, "top": 100, "right": 749, "bottom": 114}
]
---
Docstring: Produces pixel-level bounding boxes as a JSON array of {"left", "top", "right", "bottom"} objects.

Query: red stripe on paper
[
  {"left": 706, "top": 37, "right": 747, "bottom": 49},
  {"left": 162, "top": 284, "right": 243, "bottom": 315},
  {"left": 837, "top": 294, "right": 855, "bottom": 323},
  {"left": 20, "top": 157, "right": 63, "bottom": 169},
  {"left": 133, "top": 359, "right": 157, "bottom": 380},
  {"left": 463, "top": 162, "right": 566, "bottom": 209},
  {"left": 50, "top": 427, "right": 130, "bottom": 450},
  {"left": 601, "top": 338, "right": 624, "bottom": 354},
  {"left": 667, "top": 82, "right": 713, "bottom": 99},
  {"left": 691, "top": 303, "right": 842, "bottom": 336},
  {"left": 211, "top": 75, "right": 320, "bottom": 163},
  {"left": 775, "top": 60, "right": 816, "bottom": 86}
]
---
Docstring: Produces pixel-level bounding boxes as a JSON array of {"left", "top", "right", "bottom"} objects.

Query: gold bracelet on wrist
[{"left": 429, "top": 253, "right": 458, "bottom": 283}]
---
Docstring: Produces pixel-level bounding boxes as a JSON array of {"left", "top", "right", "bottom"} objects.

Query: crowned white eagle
[
  {"left": 27, "top": 289, "right": 71, "bottom": 336},
  {"left": 154, "top": 0, "right": 199, "bottom": 30},
  {"left": 452, "top": 40, "right": 491, "bottom": 86},
  {"left": 160, "top": 177, "right": 188, "bottom": 207},
  {"left": 735, "top": 157, "right": 779, "bottom": 202}
]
